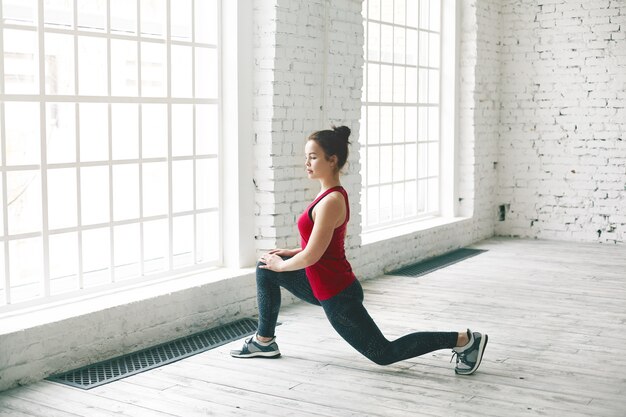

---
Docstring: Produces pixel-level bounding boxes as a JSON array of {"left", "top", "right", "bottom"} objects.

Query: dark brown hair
[{"left": 307, "top": 125, "right": 351, "bottom": 171}]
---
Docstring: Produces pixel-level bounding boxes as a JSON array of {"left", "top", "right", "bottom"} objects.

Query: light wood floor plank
[{"left": 1, "top": 238, "right": 624, "bottom": 416}]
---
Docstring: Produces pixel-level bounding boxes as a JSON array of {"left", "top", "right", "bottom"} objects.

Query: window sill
[
  {"left": 0, "top": 266, "right": 255, "bottom": 335},
  {"left": 361, "top": 216, "right": 471, "bottom": 246}
]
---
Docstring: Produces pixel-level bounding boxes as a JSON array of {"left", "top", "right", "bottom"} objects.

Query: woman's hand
[
  {"left": 268, "top": 248, "right": 299, "bottom": 257},
  {"left": 258, "top": 252, "right": 286, "bottom": 272}
]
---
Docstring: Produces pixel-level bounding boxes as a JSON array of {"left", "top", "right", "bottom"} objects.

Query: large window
[
  {"left": 0, "top": 0, "right": 220, "bottom": 308},
  {"left": 361, "top": 0, "right": 443, "bottom": 231}
]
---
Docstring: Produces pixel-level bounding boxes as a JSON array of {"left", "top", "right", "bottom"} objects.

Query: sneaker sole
[
  {"left": 455, "top": 334, "right": 488, "bottom": 375},
  {"left": 230, "top": 351, "right": 281, "bottom": 359}
]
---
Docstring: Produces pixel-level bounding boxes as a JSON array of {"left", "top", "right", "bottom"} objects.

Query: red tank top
[{"left": 297, "top": 186, "right": 356, "bottom": 300}]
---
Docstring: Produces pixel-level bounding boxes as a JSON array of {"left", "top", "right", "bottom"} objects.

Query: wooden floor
[{"left": 1, "top": 238, "right": 625, "bottom": 416}]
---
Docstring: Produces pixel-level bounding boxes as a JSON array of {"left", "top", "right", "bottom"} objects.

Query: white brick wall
[
  {"left": 497, "top": 0, "right": 626, "bottom": 243},
  {"left": 252, "top": 0, "right": 501, "bottom": 279}
]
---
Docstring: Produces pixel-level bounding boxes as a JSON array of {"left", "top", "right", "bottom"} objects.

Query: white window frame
[
  {"left": 0, "top": 0, "right": 251, "bottom": 313},
  {"left": 360, "top": 0, "right": 458, "bottom": 238}
]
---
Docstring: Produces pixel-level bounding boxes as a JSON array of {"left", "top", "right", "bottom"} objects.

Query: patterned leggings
[{"left": 256, "top": 262, "right": 458, "bottom": 365}]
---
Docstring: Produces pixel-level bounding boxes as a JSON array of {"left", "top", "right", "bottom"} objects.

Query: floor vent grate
[
  {"left": 387, "top": 248, "right": 487, "bottom": 277},
  {"left": 47, "top": 318, "right": 259, "bottom": 390}
]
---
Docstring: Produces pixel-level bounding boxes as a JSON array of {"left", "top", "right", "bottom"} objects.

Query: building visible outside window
[
  {"left": 0, "top": 0, "right": 221, "bottom": 308},
  {"left": 361, "top": 0, "right": 442, "bottom": 231}
]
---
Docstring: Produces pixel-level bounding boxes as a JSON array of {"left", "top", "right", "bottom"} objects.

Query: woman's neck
[{"left": 319, "top": 176, "right": 341, "bottom": 193}]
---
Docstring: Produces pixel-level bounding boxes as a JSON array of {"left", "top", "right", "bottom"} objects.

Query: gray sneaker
[
  {"left": 452, "top": 329, "right": 488, "bottom": 375},
  {"left": 230, "top": 336, "right": 281, "bottom": 359}
]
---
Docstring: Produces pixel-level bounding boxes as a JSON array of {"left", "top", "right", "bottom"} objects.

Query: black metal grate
[
  {"left": 47, "top": 318, "right": 259, "bottom": 389},
  {"left": 387, "top": 248, "right": 487, "bottom": 277}
]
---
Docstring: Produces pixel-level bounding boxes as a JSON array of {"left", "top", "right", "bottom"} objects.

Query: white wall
[{"left": 497, "top": 0, "right": 626, "bottom": 243}]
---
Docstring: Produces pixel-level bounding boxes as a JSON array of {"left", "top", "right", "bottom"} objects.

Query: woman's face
[{"left": 305, "top": 140, "right": 337, "bottom": 180}]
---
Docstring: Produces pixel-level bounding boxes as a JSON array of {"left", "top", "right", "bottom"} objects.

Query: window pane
[
  {"left": 7, "top": 171, "right": 41, "bottom": 235},
  {"left": 394, "top": 0, "right": 406, "bottom": 25},
  {"left": 418, "top": 68, "right": 428, "bottom": 103},
  {"left": 380, "top": 146, "right": 392, "bottom": 184},
  {"left": 418, "top": 142, "right": 427, "bottom": 178},
  {"left": 143, "top": 219, "right": 167, "bottom": 273},
  {"left": 367, "top": 22, "right": 380, "bottom": 62},
  {"left": 194, "top": 0, "right": 217, "bottom": 45},
  {"left": 114, "top": 223, "right": 140, "bottom": 280},
  {"left": 195, "top": 47, "right": 217, "bottom": 99},
  {"left": 46, "top": 102, "right": 75, "bottom": 163},
  {"left": 113, "top": 164, "right": 139, "bottom": 221},
  {"left": 380, "top": 106, "right": 392, "bottom": 143},
  {"left": 417, "top": 179, "right": 426, "bottom": 212},
  {"left": 367, "top": 146, "right": 379, "bottom": 185},
  {"left": 369, "top": 0, "right": 380, "bottom": 21},
  {"left": 406, "top": 29, "right": 417, "bottom": 65},
  {"left": 419, "top": 0, "right": 429, "bottom": 30},
  {"left": 80, "top": 166, "right": 109, "bottom": 225},
  {"left": 393, "top": 182, "right": 404, "bottom": 219},
  {"left": 9, "top": 238, "right": 43, "bottom": 303},
  {"left": 3, "top": 29, "right": 38, "bottom": 94},
  {"left": 196, "top": 212, "right": 218, "bottom": 263},
  {"left": 392, "top": 145, "right": 404, "bottom": 182},
  {"left": 78, "top": 36, "right": 107, "bottom": 95},
  {"left": 111, "top": 0, "right": 137, "bottom": 34},
  {"left": 405, "top": 180, "right": 417, "bottom": 215},
  {"left": 367, "top": 106, "right": 379, "bottom": 144},
  {"left": 367, "top": 63, "right": 380, "bottom": 102},
  {"left": 3, "top": 0, "right": 36, "bottom": 25},
  {"left": 429, "top": 69, "right": 439, "bottom": 103},
  {"left": 4, "top": 101, "right": 40, "bottom": 166},
  {"left": 49, "top": 232, "right": 79, "bottom": 295},
  {"left": 380, "top": 0, "right": 393, "bottom": 23},
  {"left": 405, "top": 107, "right": 417, "bottom": 141},
  {"left": 392, "top": 107, "right": 404, "bottom": 143},
  {"left": 428, "top": 107, "right": 439, "bottom": 140},
  {"left": 380, "top": 24, "right": 392, "bottom": 63},
  {"left": 195, "top": 104, "right": 218, "bottom": 155},
  {"left": 171, "top": 0, "right": 192, "bottom": 40},
  {"left": 112, "top": 104, "right": 139, "bottom": 160},
  {"left": 379, "top": 184, "right": 391, "bottom": 223},
  {"left": 82, "top": 227, "right": 110, "bottom": 288},
  {"left": 430, "top": 0, "right": 441, "bottom": 32},
  {"left": 77, "top": 0, "right": 106, "bottom": 31},
  {"left": 141, "top": 0, "right": 166, "bottom": 38},
  {"left": 392, "top": 66, "right": 405, "bottom": 103},
  {"left": 142, "top": 104, "right": 167, "bottom": 158},
  {"left": 171, "top": 45, "right": 193, "bottom": 98},
  {"left": 111, "top": 39, "right": 139, "bottom": 96},
  {"left": 418, "top": 107, "right": 428, "bottom": 141},
  {"left": 380, "top": 64, "right": 392, "bottom": 103},
  {"left": 196, "top": 158, "right": 218, "bottom": 210},
  {"left": 173, "top": 215, "right": 193, "bottom": 268},
  {"left": 172, "top": 104, "right": 193, "bottom": 156},
  {"left": 79, "top": 103, "right": 108, "bottom": 162},
  {"left": 47, "top": 168, "right": 77, "bottom": 230},
  {"left": 419, "top": 31, "right": 428, "bottom": 67},
  {"left": 141, "top": 42, "right": 167, "bottom": 97},
  {"left": 172, "top": 160, "right": 193, "bottom": 213},
  {"left": 428, "top": 142, "right": 439, "bottom": 177},
  {"left": 367, "top": 186, "right": 379, "bottom": 226},
  {"left": 406, "top": 67, "right": 417, "bottom": 103},
  {"left": 406, "top": 0, "right": 418, "bottom": 28},
  {"left": 406, "top": 143, "right": 417, "bottom": 180},
  {"left": 142, "top": 162, "right": 167, "bottom": 217},
  {"left": 429, "top": 33, "right": 440, "bottom": 67},
  {"left": 393, "top": 27, "right": 405, "bottom": 64},
  {"left": 45, "top": 33, "right": 75, "bottom": 95},
  {"left": 427, "top": 177, "right": 439, "bottom": 212}
]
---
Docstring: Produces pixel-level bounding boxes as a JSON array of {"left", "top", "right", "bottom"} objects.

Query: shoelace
[{"left": 450, "top": 350, "right": 466, "bottom": 365}]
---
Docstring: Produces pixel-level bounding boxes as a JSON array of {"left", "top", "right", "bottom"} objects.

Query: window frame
[
  {"left": 360, "top": 0, "right": 459, "bottom": 235},
  {"left": 0, "top": 0, "right": 233, "bottom": 312}
]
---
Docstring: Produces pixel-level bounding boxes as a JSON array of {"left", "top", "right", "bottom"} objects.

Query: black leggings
[{"left": 256, "top": 262, "right": 458, "bottom": 365}]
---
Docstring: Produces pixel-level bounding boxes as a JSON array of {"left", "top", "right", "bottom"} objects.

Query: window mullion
[
  {"left": 37, "top": 0, "right": 51, "bottom": 299},
  {"left": 166, "top": 0, "right": 174, "bottom": 272},
  {"left": 107, "top": 0, "right": 115, "bottom": 284}
]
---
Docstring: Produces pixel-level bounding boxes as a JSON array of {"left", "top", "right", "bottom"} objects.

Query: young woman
[{"left": 231, "top": 126, "right": 488, "bottom": 375}]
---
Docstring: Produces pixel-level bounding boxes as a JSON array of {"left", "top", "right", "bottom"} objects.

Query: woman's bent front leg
[{"left": 255, "top": 262, "right": 320, "bottom": 338}]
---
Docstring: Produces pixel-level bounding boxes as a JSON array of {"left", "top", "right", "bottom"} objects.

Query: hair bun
[{"left": 332, "top": 125, "right": 351, "bottom": 144}]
